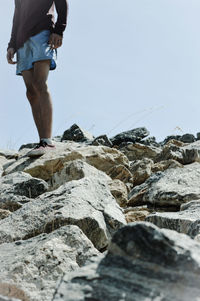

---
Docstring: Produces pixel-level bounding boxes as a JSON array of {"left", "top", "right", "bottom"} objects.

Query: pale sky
[{"left": 1, "top": 0, "right": 200, "bottom": 150}]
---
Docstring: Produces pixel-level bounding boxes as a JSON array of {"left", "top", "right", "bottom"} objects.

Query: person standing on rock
[{"left": 7, "top": 0, "right": 68, "bottom": 157}]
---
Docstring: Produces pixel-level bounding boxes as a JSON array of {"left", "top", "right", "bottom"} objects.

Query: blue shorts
[{"left": 16, "top": 30, "right": 57, "bottom": 76}]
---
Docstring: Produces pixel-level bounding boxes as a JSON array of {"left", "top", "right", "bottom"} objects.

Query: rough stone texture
[
  {"left": 124, "top": 206, "right": 151, "bottom": 223},
  {"left": 0, "top": 172, "right": 49, "bottom": 198},
  {"left": 146, "top": 200, "right": 200, "bottom": 239},
  {"left": 129, "top": 158, "right": 182, "bottom": 187},
  {"left": 0, "top": 150, "right": 18, "bottom": 160},
  {"left": 0, "top": 172, "right": 48, "bottom": 211},
  {"left": 110, "top": 127, "right": 150, "bottom": 146},
  {"left": 107, "top": 164, "right": 132, "bottom": 183},
  {"left": 52, "top": 222, "right": 200, "bottom": 301},
  {"left": 0, "top": 157, "right": 8, "bottom": 177},
  {"left": 180, "top": 133, "right": 196, "bottom": 143},
  {"left": 91, "top": 135, "right": 112, "bottom": 147},
  {"left": 61, "top": 124, "right": 94, "bottom": 142},
  {"left": 0, "top": 283, "right": 29, "bottom": 301},
  {"left": 155, "top": 142, "right": 185, "bottom": 163},
  {"left": 130, "top": 158, "right": 153, "bottom": 186},
  {"left": 156, "top": 140, "right": 200, "bottom": 165},
  {"left": 120, "top": 142, "right": 162, "bottom": 161},
  {"left": 139, "top": 136, "right": 161, "bottom": 147},
  {"left": 151, "top": 159, "right": 183, "bottom": 172},
  {"left": 181, "top": 140, "right": 200, "bottom": 162},
  {"left": 161, "top": 136, "right": 182, "bottom": 145},
  {"left": 18, "top": 143, "right": 36, "bottom": 151},
  {"left": 0, "top": 209, "right": 11, "bottom": 220},
  {"left": 2, "top": 159, "right": 16, "bottom": 174},
  {"left": 0, "top": 177, "right": 126, "bottom": 250},
  {"left": 46, "top": 159, "right": 111, "bottom": 191},
  {"left": 0, "top": 225, "right": 99, "bottom": 301},
  {"left": 107, "top": 179, "right": 128, "bottom": 207},
  {"left": 3, "top": 142, "right": 129, "bottom": 181},
  {"left": 128, "top": 162, "right": 200, "bottom": 208},
  {"left": 0, "top": 296, "right": 21, "bottom": 301}
]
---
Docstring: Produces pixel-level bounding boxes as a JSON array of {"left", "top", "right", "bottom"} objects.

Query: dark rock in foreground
[{"left": 53, "top": 222, "right": 200, "bottom": 301}]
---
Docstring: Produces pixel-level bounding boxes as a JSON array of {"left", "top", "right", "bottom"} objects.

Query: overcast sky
[{"left": 1, "top": 0, "right": 200, "bottom": 150}]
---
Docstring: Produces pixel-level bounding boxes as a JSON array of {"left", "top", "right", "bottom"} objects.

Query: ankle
[{"left": 40, "top": 138, "right": 53, "bottom": 145}]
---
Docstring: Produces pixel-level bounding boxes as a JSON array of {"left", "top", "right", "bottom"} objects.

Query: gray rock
[
  {"left": 47, "top": 159, "right": 111, "bottom": 191},
  {"left": 53, "top": 222, "right": 200, "bottom": 301},
  {"left": 146, "top": 200, "right": 200, "bottom": 236},
  {"left": 0, "top": 172, "right": 48, "bottom": 211},
  {"left": 91, "top": 135, "right": 113, "bottom": 147},
  {"left": 157, "top": 140, "right": 200, "bottom": 165},
  {"left": 2, "top": 159, "right": 16, "bottom": 172},
  {"left": 18, "top": 143, "right": 38, "bottom": 151},
  {"left": 196, "top": 132, "right": 200, "bottom": 141},
  {"left": 120, "top": 142, "right": 162, "bottom": 161},
  {"left": 129, "top": 158, "right": 153, "bottom": 186},
  {"left": 0, "top": 150, "right": 18, "bottom": 160},
  {"left": 0, "top": 177, "right": 126, "bottom": 250},
  {"left": 0, "top": 225, "right": 99, "bottom": 301},
  {"left": 180, "top": 133, "right": 196, "bottom": 143},
  {"left": 110, "top": 127, "right": 150, "bottom": 146},
  {"left": 0, "top": 157, "right": 8, "bottom": 177},
  {"left": 139, "top": 136, "right": 160, "bottom": 147},
  {"left": 155, "top": 143, "right": 186, "bottom": 164},
  {"left": 128, "top": 162, "right": 200, "bottom": 208},
  {"left": 160, "top": 135, "right": 182, "bottom": 145},
  {"left": 3, "top": 142, "right": 129, "bottom": 182},
  {"left": 61, "top": 124, "right": 94, "bottom": 142},
  {"left": 181, "top": 140, "right": 200, "bottom": 163}
]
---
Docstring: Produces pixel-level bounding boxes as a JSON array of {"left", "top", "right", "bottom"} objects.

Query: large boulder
[
  {"left": 46, "top": 159, "right": 111, "bottom": 191},
  {"left": 52, "top": 222, "right": 200, "bottom": 301},
  {"left": 0, "top": 225, "right": 99, "bottom": 301},
  {"left": 0, "top": 177, "right": 126, "bottom": 250},
  {"left": 3, "top": 142, "right": 129, "bottom": 181},
  {"left": 128, "top": 162, "right": 200, "bottom": 208}
]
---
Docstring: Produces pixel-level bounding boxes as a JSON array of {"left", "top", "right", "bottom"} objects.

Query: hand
[
  {"left": 48, "top": 33, "right": 63, "bottom": 49},
  {"left": 7, "top": 48, "right": 17, "bottom": 64}
]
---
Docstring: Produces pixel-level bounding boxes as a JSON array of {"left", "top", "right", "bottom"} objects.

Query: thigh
[{"left": 33, "top": 60, "right": 51, "bottom": 83}]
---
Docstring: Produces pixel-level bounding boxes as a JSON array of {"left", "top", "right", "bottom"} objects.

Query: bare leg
[
  {"left": 33, "top": 60, "right": 53, "bottom": 139},
  {"left": 22, "top": 60, "right": 53, "bottom": 140},
  {"left": 22, "top": 69, "right": 43, "bottom": 137}
]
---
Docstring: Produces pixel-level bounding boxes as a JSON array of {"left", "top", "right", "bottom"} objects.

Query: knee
[
  {"left": 26, "top": 85, "right": 38, "bottom": 104},
  {"left": 34, "top": 80, "right": 48, "bottom": 95}
]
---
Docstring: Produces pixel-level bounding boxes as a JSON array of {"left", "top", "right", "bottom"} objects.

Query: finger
[
  {"left": 52, "top": 37, "right": 57, "bottom": 49},
  {"left": 56, "top": 39, "right": 62, "bottom": 48}
]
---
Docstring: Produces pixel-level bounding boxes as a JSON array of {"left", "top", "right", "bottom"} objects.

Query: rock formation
[{"left": 1, "top": 123, "right": 200, "bottom": 300}]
